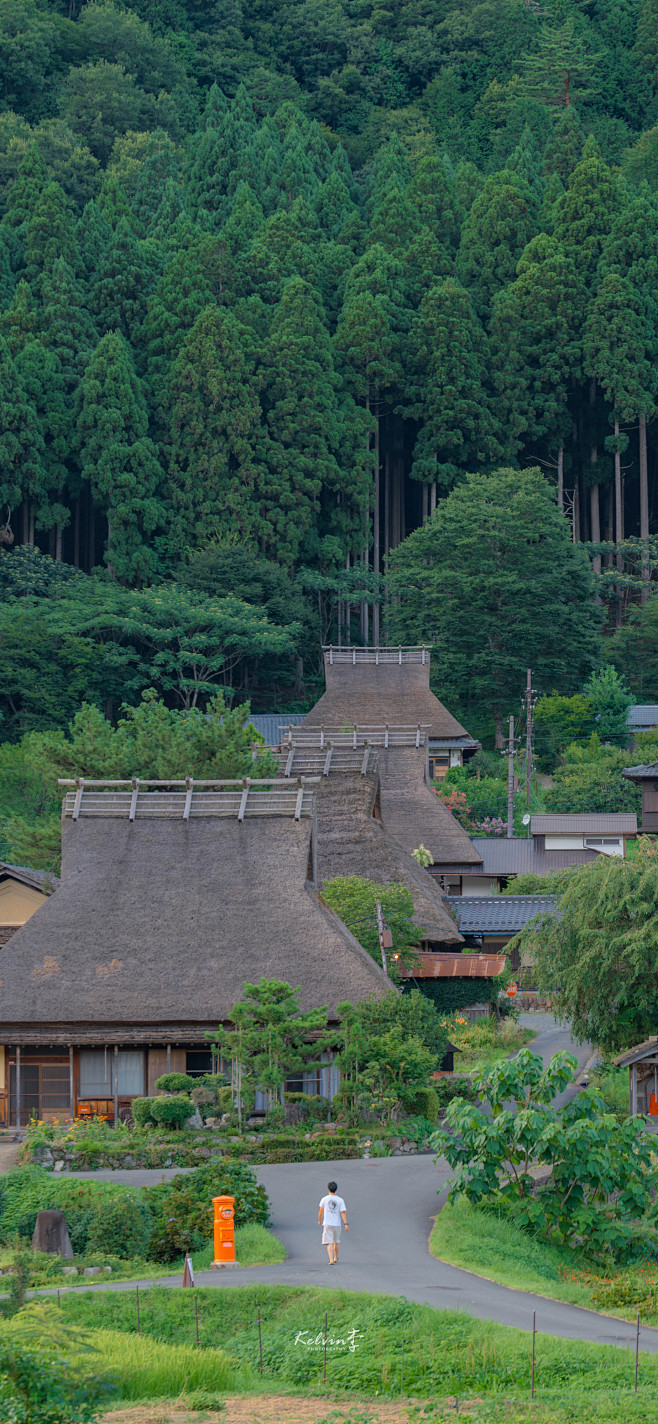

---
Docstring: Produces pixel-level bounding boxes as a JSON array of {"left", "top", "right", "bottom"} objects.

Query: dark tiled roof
[
  {"left": 628, "top": 706, "right": 658, "bottom": 729},
  {"left": 447, "top": 895, "right": 557, "bottom": 935},
  {"left": 531, "top": 813, "right": 637, "bottom": 834},
  {"left": 468, "top": 839, "right": 598, "bottom": 875},
  {"left": 245, "top": 713, "right": 305, "bottom": 745},
  {"left": 623, "top": 762, "right": 658, "bottom": 781},
  {"left": 0, "top": 863, "right": 59, "bottom": 893}
]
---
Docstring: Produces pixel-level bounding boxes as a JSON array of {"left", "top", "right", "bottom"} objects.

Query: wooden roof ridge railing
[
  {"left": 322, "top": 645, "right": 429, "bottom": 665},
  {"left": 281, "top": 724, "right": 432, "bottom": 749},
  {"left": 59, "top": 776, "right": 318, "bottom": 822},
  {"left": 276, "top": 743, "right": 376, "bottom": 778}
]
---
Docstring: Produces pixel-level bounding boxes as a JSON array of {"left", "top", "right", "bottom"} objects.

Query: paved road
[
  {"left": 22, "top": 1015, "right": 657, "bottom": 1352},
  {"left": 517, "top": 1011, "right": 595, "bottom": 1108}
]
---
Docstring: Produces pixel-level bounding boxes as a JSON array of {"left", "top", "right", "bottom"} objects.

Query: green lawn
[
  {"left": 430, "top": 1197, "right": 658, "bottom": 1326},
  {"left": 455, "top": 1022, "right": 538, "bottom": 1074}
]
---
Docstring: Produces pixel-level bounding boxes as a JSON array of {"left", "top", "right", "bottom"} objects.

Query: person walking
[{"left": 318, "top": 1180, "right": 348, "bottom": 1265}]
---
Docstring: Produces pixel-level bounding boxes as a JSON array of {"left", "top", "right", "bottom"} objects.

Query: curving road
[{"left": 37, "top": 1014, "right": 658, "bottom": 1351}]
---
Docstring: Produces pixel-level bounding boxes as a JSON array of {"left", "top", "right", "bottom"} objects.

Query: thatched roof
[
  {"left": 0, "top": 797, "right": 389, "bottom": 1042},
  {"left": 313, "top": 769, "right": 462, "bottom": 946},
  {"left": 301, "top": 648, "right": 474, "bottom": 741},
  {"left": 377, "top": 748, "right": 483, "bottom": 868}
]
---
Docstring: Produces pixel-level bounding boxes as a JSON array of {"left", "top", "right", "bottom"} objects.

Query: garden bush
[
  {"left": 86, "top": 1195, "right": 152, "bottom": 1260},
  {"left": 153, "top": 1073, "right": 198, "bottom": 1093},
  {"left": 405, "top": 1086, "right": 439, "bottom": 1122},
  {"left": 130, "top": 1097, "right": 157, "bottom": 1127},
  {"left": 149, "top": 1095, "right": 193, "bottom": 1130},
  {"left": 0, "top": 1169, "right": 134, "bottom": 1252},
  {"left": 143, "top": 1161, "right": 269, "bottom": 1262}
]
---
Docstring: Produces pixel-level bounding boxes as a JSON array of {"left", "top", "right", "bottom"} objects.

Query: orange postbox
[{"left": 211, "top": 1194, "right": 236, "bottom": 1266}]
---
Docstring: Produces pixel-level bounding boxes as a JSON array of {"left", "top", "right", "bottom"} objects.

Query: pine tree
[
  {"left": 0, "top": 334, "right": 44, "bottom": 526},
  {"left": 148, "top": 179, "right": 187, "bottom": 243},
  {"left": 367, "top": 177, "right": 420, "bottom": 254},
  {"left": 75, "top": 331, "right": 164, "bottom": 582},
  {"left": 1, "top": 144, "right": 48, "bottom": 229},
  {"left": 314, "top": 169, "right": 360, "bottom": 243},
  {"left": 584, "top": 273, "right": 655, "bottom": 614},
  {"left": 406, "top": 154, "right": 462, "bottom": 254},
  {"left": 93, "top": 218, "right": 160, "bottom": 340},
  {"left": 543, "top": 107, "right": 584, "bottom": 184},
  {"left": 167, "top": 304, "right": 265, "bottom": 551},
  {"left": 39, "top": 259, "right": 99, "bottom": 392},
  {"left": 517, "top": 19, "right": 602, "bottom": 109},
  {"left": 0, "top": 280, "right": 37, "bottom": 357},
  {"left": 15, "top": 338, "right": 69, "bottom": 553},
  {"left": 23, "top": 181, "right": 78, "bottom": 289},
  {"left": 97, "top": 173, "right": 134, "bottom": 230},
  {"left": 77, "top": 200, "right": 113, "bottom": 278},
  {"left": 456, "top": 169, "right": 538, "bottom": 319},
  {"left": 407, "top": 278, "right": 500, "bottom": 490},
  {"left": 133, "top": 130, "right": 180, "bottom": 233},
  {"left": 490, "top": 234, "right": 587, "bottom": 491},
  {"left": 139, "top": 246, "right": 215, "bottom": 433},
  {"left": 260, "top": 277, "right": 343, "bottom": 565},
  {"left": 552, "top": 136, "right": 621, "bottom": 287}
]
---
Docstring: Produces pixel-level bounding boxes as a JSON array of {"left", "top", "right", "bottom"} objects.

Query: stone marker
[{"left": 31, "top": 1209, "right": 74, "bottom": 1259}]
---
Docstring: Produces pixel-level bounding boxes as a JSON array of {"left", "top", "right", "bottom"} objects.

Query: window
[
  {"left": 429, "top": 753, "right": 449, "bottom": 780},
  {"left": 186, "top": 1051, "right": 213, "bottom": 1077},
  {"left": 584, "top": 837, "right": 623, "bottom": 857},
  {"left": 79, "top": 1050, "right": 144, "bottom": 1097}
]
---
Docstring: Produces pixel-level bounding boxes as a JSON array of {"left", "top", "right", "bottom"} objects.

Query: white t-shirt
[{"left": 319, "top": 1193, "right": 346, "bottom": 1227}]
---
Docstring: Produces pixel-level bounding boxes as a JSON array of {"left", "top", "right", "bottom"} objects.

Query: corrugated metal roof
[
  {"left": 447, "top": 895, "right": 557, "bottom": 935},
  {"left": 245, "top": 713, "right": 306, "bottom": 745},
  {"left": 468, "top": 839, "right": 598, "bottom": 874},
  {"left": 628, "top": 706, "right": 658, "bottom": 728},
  {"left": 531, "top": 813, "right": 637, "bottom": 834}
]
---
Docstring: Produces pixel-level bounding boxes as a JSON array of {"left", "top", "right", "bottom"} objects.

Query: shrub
[
  {"left": 153, "top": 1073, "right": 198, "bottom": 1094},
  {"left": 284, "top": 1093, "right": 331, "bottom": 1125},
  {"left": 405, "top": 1086, "right": 440, "bottom": 1122},
  {"left": 432, "top": 1076, "right": 477, "bottom": 1114},
  {"left": 86, "top": 1195, "right": 152, "bottom": 1260},
  {"left": 130, "top": 1097, "right": 157, "bottom": 1127},
  {"left": 149, "top": 1094, "right": 193, "bottom": 1130},
  {"left": 143, "top": 1161, "right": 269, "bottom": 1262}
]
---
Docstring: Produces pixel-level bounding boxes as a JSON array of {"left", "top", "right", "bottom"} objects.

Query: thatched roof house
[
  {"left": 312, "top": 766, "right": 463, "bottom": 946},
  {"left": 377, "top": 747, "right": 482, "bottom": 872},
  {"left": 0, "top": 780, "right": 389, "bottom": 1127},
  {"left": 300, "top": 647, "right": 478, "bottom": 751}
]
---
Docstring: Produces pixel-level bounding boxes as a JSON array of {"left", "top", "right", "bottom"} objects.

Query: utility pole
[
  {"left": 526, "top": 668, "right": 533, "bottom": 808},
  {"left": 375, "top": 900, "right": 392, "bottom": 976},
  {"left": 507, "top": 714, "right": 515, "bottom": 839}
]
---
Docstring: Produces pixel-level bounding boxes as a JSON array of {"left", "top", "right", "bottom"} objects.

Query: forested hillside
[{"left": 3, "top": 0, "right": 658, "bottom": 739}]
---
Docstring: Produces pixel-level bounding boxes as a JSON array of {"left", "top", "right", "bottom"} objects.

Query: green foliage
[
  {"left": 389, "top": 467, "right": 602, "bottom": 745},
  {"left": 335, "top": 993, "right": 437, "bottom": 1123},
  {"left": 86, "top": 1195, "right": 152, "bottom": 1259},
  {"left": 533, "top": 692, "right": 594, "bottom": 769},
  {"left": 0, "top": 1337, "right": 110, "bottom": 1424},
  {"left": 322, "top": 876, "right": 420, "bottom": 970},
  {"left": 153, "top": 1072, "right": 197, "bottom": 1093},
  {"left": 512, "top": 838, "right": 658, "bottom": 1052},
  {"left": 583, "top": 665, "right": 633, "bottom": 746},
  {"left": 209, "top": 978, "right": 331, "bottom": 1124},
  {"left": 148, "top": 1094, "right": 193, "bottom": 1130},
  {"left": 543, "top": 742, "right": 640, "bottom": 814},
  {"left": 143, "top": 1161, "right": 269, "bottom": 1261},
  {"left": 434, "top": 1049, "right": 658, "bottom": 1261}
]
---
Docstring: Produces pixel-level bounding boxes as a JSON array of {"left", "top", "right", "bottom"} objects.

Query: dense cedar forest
[{"left": 5, "top": 0, "right": 658, "bottom": 740}]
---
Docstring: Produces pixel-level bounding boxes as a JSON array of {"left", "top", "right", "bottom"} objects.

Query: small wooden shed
[{"left": 613, "top": 1037, "right": 658, "bottom": 1116}]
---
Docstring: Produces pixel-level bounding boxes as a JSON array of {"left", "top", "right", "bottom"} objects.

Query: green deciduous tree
[
  {"left": 388, "top": 466, "right": 603, "bottom": 747},
  {"left": 322, "top": 876, "right": 421, "bottom": 971},
  {"left": 514, "top": 841, "right": 658, "bottom": 1052}
]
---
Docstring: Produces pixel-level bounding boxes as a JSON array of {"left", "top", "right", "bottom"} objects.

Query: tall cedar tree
[
  {"left": 74, "top": 330, "right": 164, "bottom": 583},
  {"left": 0, "top": 334, "right": 44, "bottom": 522},
  {"left": 456, "top": 169, "right": 538, "bottom": 320},
  {"left": 552, "top": 136, "right": 620, "bottom": 287}
]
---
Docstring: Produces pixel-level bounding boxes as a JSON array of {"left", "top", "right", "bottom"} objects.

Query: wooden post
[
  {"left": 113, "top": 1045, "right": 119, "bottom": 1126},
  {"left": 15, "top": 1046, "right": 20, "bottom": 1132},
  {"left": 640, "top": 413, "right": 650, "bottom": 601},
  {"left": 69, "top": 1046, "right": 74, "bottom": 1123},
  {"left": 531, "top": 1310, "right": 536, "bottom": 1397},
  {"left": 257, "top": 1306, "right": 263, "bottom": 1373},
  {"left": 167, "top": 1044, "right": 171, "bottom": 1073},
  {"left": 507, "top": 715, "right": 515, "bottom": 839},
  {"left": 635, "top": 1310, "right": 640, "bottom": 1392},
  {"left": 323, "top": 1310, "right": 328, "bottom": 1383},
  {"left": 526, "top": 669, "right": 532, "bottom": 808}
]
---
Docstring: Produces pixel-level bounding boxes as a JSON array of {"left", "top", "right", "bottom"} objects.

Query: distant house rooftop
[
  {"left": 628, "top": 706, "right": 658, "bottom": 731},
  {"left": 447, "top": 894, "right": 557, "bottom": 937},
  {"left": 245, "top": 713, "right": 305, "bottom": 746},
  {"left": 530, "top": 813, "right": 637, "bottom": 835}
]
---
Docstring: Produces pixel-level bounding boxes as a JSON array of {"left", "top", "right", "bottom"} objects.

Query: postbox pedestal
[{"left": 210, "top": 1194, "right": 239, "bottom": 1269}]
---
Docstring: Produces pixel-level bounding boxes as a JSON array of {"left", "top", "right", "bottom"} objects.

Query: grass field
[
  {"left": 50, "top": 1282, "right": 658, "bottom": 1400},
  {"left": 430, "top": 1198, "right": 658, "bottom": 1326},
  {"left": 453, "top": 1020, "right": 538, "bottom": 1074}
]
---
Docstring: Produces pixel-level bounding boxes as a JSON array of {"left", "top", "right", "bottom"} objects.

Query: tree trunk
[
  {"left": 557, "top": 445, "right": 564, "bottom": 510},
  {"left": 373, "top": 403, "right": 380, "bottom": 645},
  {"left": 21, "top": 499, "right": 28, "bottom": 546},
  {"left": 107, "top": 515, "right": 116, "bottom": 581},
  {"left": 422, "top": 483, "right": 428, "bottom": 525},
  {"left": 384, "top": 449, "right": 390, "bottom": 558},
  {"left": 88, "top": 495, "right": 95, "bottom": 572},
  {"left": 28, "top": 504, "right": 35, "bottom": 547},
  {"left": 362, "top": 391, "right": 370, "bottom": 640},
  {"left": 73, "top": 496, "right": 80, "bottom": 568},
  {"left": 640, "top": 411, "right": 650, "bottom": 602},
  {"left": 55, "top": 523, "right": 62, "bottom": 561},
  {"left": 590, "top": 483, "right": 601, "bottom": 576},
  {"left": 614, "top": 415, "right": 623, "bottom": 628},
  {"left": 572, "top": 480, "right": 579, "bottom": 543},
  {"left": 493, "top": 707, "right": 505, "bottom": 750}
]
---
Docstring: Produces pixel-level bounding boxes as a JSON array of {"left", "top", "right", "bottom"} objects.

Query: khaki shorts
[{"left": 322, "top": 1224, "right": 340, "bottom": 1244}]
